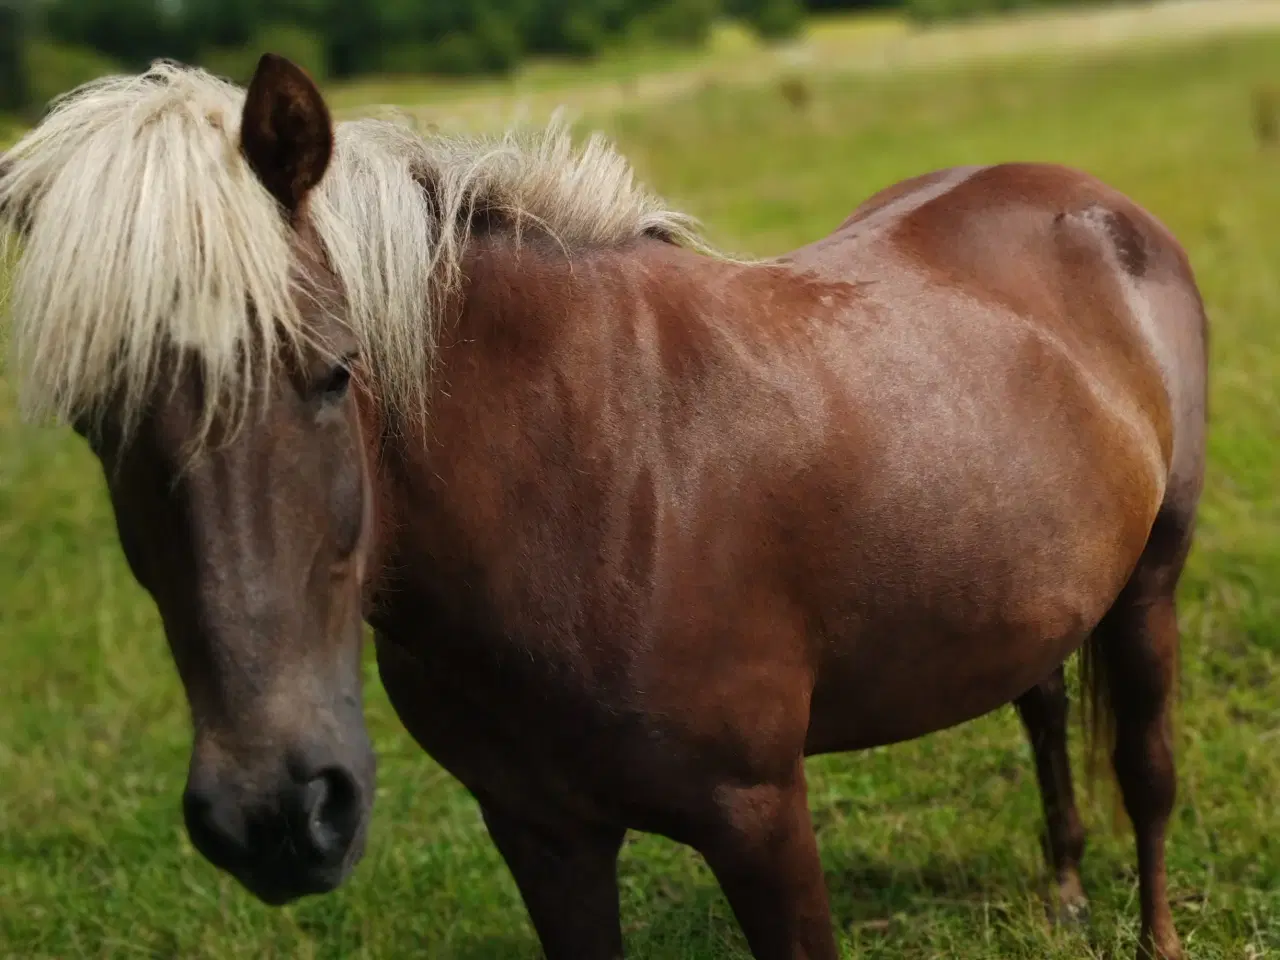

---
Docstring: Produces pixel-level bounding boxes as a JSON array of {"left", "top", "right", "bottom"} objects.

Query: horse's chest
[{"left": 371, "top": 627, "right": 644, "bottom": 822}]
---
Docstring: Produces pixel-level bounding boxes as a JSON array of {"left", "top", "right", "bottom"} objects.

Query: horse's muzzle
[{"left": 182, "top": 755, "right": 370, "bottom": 904}]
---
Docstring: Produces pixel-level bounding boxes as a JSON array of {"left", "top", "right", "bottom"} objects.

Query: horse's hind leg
[
  {"left": 1090, "top": 508, "right": 1191, "bottom": 960},
  {"left": 1015, "top": 666, "right": 1089, "bottom": 924}
]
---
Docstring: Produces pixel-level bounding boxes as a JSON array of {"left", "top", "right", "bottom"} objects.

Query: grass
[{"left": 3, "top": 23, "right": 1280, "bottom": 960}]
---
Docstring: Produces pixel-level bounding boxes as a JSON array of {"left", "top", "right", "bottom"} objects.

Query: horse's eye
[
  {"left": 319, "top": 360, "right": 353, "bottom": 399},
  {"left": 326, "top": 365, "right": 351, "bottom": 395}
]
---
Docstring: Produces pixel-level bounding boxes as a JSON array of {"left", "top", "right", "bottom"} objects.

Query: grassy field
[{"left": 3, "top": 21, "right": 1280, "bottom": 960}]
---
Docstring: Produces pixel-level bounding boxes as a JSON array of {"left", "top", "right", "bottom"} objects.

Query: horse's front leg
[
  {"left": 478, "top": 801, "right": 627, "bottom": 960},
  {"left": 696, "top": 760, "right": 839, "bottom": 960}
]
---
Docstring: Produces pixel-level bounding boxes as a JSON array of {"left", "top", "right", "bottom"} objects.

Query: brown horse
[{"left": 0, "top": 55, "right": 1206, "bottom": 960}]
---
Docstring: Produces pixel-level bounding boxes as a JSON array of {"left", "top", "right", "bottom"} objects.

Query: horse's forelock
[{"left": 1, "top": 63, "right": 309, "bottom": 446}]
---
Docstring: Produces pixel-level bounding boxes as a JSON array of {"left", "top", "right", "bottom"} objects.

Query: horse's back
[{"left": 792, "top": 161, "right": 1205, "bottom": 504}]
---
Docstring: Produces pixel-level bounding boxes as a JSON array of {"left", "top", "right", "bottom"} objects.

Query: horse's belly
[
  {"left": 805, "top": 630, "right": 1077, "bottom": 754},
  {"left": 802, "top": 545, "right": 1137, "bottom": 755}
]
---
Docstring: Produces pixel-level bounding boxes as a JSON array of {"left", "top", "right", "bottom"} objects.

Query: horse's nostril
[{"left": 298, "top": 767, "right": 361, "bottom": 865}]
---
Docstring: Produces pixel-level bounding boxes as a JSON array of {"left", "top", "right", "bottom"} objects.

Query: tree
[
  {"left": 803, "top": 0, "right": 898, "bottom": 8},
  {"left": 520, "top": 0, "right": 608, "bottom": 58},
  {"left": 0, "top": 0, "right": 29, "bottom": 114},
  {"left": 731, "top": 0, "right": 805, "bottom": 39},
  {"left": 644, "top": 0, "right": 720, "bottom": 47},
  {"left": 321, "top": 0, "right": 383, "bottom": 77},
  {"left": 45, "top": 0, "right": 189, "bottom": 68},
  {"left": 180, "top": 0, "right": 259, "bottom": 50},
  {"left": 34, "top": 0, "right": 749, "bottom": 85}
]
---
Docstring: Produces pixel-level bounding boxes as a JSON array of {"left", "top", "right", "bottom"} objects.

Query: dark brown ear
[{"left": 240, "top": 54, "right": 333, "bottom": 215}]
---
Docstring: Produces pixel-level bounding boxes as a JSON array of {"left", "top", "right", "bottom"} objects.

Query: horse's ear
[{"left": 240, "top": 53, "right": 333, "bottom": 216}]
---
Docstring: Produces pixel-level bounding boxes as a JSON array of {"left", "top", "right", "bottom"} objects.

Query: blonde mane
[{"left": 0, "top": 60, "right": 706, "bottom": 442}]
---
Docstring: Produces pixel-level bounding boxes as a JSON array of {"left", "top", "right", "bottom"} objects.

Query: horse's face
[{"left": 80, "top": 57, "right": 376, "bottom": 905}]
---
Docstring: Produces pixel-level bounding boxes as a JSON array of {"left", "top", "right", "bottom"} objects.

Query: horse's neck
[{"left": 354, "top": 230, "right": 807, "bottom": 620}]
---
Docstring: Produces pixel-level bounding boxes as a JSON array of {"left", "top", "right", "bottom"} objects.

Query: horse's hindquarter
[
  {"left": 794, "top": 290, "right": 1162, "bottom": 752},
  {"left": 786, "top": 163, "right": 1188, "bottom": 751}
]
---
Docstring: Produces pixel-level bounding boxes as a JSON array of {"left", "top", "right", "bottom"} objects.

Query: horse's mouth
[
  {"left": 194, "top": 809, "right": 370, "bottom": 907},
  {"left": 237, "top": 857, "right": 354, "bottom": 906}
]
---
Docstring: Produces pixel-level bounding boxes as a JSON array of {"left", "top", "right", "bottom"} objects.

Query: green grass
[{"left": 3, "top": 27, "right": 1280, "bottom": 960}]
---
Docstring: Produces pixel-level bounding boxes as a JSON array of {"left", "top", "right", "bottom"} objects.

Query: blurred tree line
[{"left": 0, "top": 0, "right": 1130, "bottom": 117}]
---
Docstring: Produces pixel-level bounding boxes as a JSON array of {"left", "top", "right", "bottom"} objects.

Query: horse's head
[{"left": 1, "top": 55, "right": 376, "bottom": 904}]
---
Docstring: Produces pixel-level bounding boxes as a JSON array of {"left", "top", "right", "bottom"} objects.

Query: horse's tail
[
  {"left": 1078, "top": 629, "right": 1118, "bottom": 817},
  {"left": 1079, "top": 598, "right": 1160, "bottom": 829}
]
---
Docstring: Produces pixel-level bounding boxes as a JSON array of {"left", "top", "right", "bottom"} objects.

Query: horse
[{"left": 0, "top": 55, "right": 1207, "bottom": 960}]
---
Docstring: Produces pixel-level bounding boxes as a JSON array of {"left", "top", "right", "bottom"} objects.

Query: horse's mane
[
  {"left": 311, "top": 114, "right": 707, "bottom": 430},
  {"left": 0, "top": 60, "right": 705, "bottom": 442}
]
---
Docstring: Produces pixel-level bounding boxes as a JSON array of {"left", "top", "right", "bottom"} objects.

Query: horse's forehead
[
  {"left": 129, "top": 370, "right": 273, "bottom": 461},
  {"left": 290, "top": 218, "right": 350, "bottom": 329}
]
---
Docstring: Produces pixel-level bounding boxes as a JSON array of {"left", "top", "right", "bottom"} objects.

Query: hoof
[
  {"left": 1137, "top": 933, "right": 1184, "bottom": 960},
  {"left": 1049, "top": 894, "right": 1090, "bottom": 929},
  {"left": 1046, "top": 872, "right": 1090, "bottom": 929}
]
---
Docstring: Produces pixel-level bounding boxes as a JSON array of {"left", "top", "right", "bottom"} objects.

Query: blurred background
[
  {"left": 3, "top": 0, "right": 1279, "bottom": 958},
  {"left": 0, "top": 0, "right": 1275, "bottom": 127}
]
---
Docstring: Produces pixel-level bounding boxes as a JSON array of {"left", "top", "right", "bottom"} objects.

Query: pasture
[{"left": 2, "top": 19, "right": 1279, "bottom": 960}]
